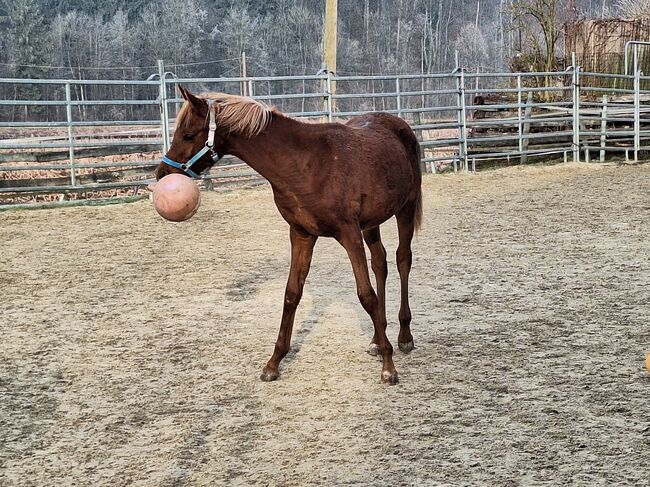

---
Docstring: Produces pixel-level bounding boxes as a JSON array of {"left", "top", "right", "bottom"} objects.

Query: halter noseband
[{"left": 161, "top": 99, "right": 221, "bottom": 179}]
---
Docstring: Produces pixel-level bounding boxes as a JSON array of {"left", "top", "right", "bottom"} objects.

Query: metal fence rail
[{"left": 1, "top": 55, "right": 648, "bottom": 205}]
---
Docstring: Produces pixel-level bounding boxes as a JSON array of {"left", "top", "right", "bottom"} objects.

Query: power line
[
  {"left": 164, "top": 58, "right": 240, "bottom": 68},
  {"left": 0, "top": 58, "right": 241, "bottom": 71},
  {"left": 0, "top": 61, "right": 157, "bottom": 70}
]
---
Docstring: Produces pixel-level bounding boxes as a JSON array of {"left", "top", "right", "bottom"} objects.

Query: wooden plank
[
  {"left": 0, "top": 194, "right": 148, "bottom": 211},
  {"left": 0, "top": 144, "right": 159, "bottom": 164},
  {"left": 0, "top": 166, "right": 155, "bottom": 189}
]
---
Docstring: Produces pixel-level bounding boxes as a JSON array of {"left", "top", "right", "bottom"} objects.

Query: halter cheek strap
[{"left": 161, "top": 98, "right": 221, "bottom": 179}]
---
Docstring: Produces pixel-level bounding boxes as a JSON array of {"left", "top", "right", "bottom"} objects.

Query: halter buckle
[{"left": 206, "top": 98, "right": 217, "bottom": 148}]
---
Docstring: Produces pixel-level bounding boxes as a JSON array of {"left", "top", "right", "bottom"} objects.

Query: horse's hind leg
[
  {"left": 396, "top": 204, "right": 416, "bottom": 353},
  {"left": 362, "top": 226, "right": 387, "bottom": 356},
  {"left": 339, "top": 226, "right": 397, "bottom": 384}
]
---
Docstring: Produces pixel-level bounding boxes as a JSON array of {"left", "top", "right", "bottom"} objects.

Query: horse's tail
[
  {"left": 412, "top": 138, "right": 423, "bottom": 234},
  {"left": 395, "top": 119, "right": 424, "bottom": 234},
  {"left": 414, "top": 180, "right": 423, "bottom": 234}
]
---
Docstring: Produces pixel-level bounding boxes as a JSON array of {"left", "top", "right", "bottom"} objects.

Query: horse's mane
[{"left": 177, "top": 92, "right": 275, "bottom": 138}]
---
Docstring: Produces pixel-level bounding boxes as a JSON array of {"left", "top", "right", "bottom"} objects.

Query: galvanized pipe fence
[{"left": 1, "top": 56, "right": 648, "bottom": 206}]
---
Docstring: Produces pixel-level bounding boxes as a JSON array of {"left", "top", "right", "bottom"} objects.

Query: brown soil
[{"left": 1, "top": 163, "right": 649, "bottom": 486}]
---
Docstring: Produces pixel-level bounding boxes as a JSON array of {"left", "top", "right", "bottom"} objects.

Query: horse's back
[{"left": 345, "top": 112, "right": 420, "bottom": 167}]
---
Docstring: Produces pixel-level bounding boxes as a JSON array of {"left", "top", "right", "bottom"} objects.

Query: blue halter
[{"left": 161, "top": 99, "right": 220, "bottom": 179}]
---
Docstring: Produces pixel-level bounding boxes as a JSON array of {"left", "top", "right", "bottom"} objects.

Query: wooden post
[
  {"left": 324, "top": 0, "right": 338, "bottom": 110},
  {"left": 599, "top": 95, "right": 608, "bottom": 162},
  {"left": 520, "top": 91, "right": 533, "bottom": 164}
]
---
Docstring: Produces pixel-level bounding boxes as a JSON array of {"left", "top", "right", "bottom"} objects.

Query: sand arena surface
[{"left": 1, "top": 163, "right": 649, "bottom": 486}]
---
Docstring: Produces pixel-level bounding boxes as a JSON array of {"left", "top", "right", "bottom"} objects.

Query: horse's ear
[{"left": 177, "top": 85, "right": 204, "bottom": 111}]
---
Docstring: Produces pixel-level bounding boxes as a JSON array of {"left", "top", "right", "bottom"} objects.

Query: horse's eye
[{"left": 183, "top": 133, "right": 194, "bottom": 141}]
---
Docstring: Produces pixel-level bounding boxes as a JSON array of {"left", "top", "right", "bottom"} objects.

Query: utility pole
[{"left": 324, "top": 0, "right": 338, "bottom": 107}]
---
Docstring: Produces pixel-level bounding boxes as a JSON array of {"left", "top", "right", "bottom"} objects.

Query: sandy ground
[{"left": 1, "top": 163, "right": 649, "bottom": 486}]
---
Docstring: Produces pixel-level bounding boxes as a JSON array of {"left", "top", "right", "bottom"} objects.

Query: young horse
[{"left": 155, "top": 86, "right": 422, "bottom": 384}]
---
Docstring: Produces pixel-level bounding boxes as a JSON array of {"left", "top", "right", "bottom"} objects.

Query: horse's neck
[{"left": 226, "top": 114, "right": 314, "bottom": 188}]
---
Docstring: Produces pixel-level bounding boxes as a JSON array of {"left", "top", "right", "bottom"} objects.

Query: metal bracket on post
[{"left": 65, "top": 82, "right": 76, "bottom": 186}]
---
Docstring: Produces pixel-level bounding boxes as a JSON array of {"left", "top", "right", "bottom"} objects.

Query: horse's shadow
[{"left": 281, "top": 284, "right": 374, "bottom": 370}]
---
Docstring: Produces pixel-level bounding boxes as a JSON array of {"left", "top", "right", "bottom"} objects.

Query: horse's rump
[{"left": 345, "top": 112, "right": 423, "bottom": 232}]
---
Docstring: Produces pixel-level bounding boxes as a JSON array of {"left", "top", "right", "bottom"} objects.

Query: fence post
[
  {"left": 571, "top": 52, "right": 581, "bottom": 163},
  {"left": 521, "top": 91, "right": 533, "bottom": 165},
  {"left": 517, "top": 75, "right": 523, "bottom": 158},
  {"left": 600, "top": 95, "right": 608, "bottom": 162},
  {"left": 634, "top": 46, "right": 640, "bottom": 163},
  {"left": 396, "top": 77, "right": 402, "bottom": 118},
  {"left": 157, "top": 60, "right": 170, "bottom": 153},
  {"left": 65, "top": 82, "right": 76, "bottom": 186},
  {"left": 326, "top": 70, "right": 334, "bottom": 123},
  {"left": 241, "top": 51, "right": 248, "bottom": 97},
  {"left": 459, "top": 69, "right": 468, "bottom": 171},
  {"left": 454, "top": 53, "right": 468, "bottom": 172}
]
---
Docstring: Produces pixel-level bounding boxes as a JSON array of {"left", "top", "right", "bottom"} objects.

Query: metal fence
[{"left": 1, "top": 55, "right": 648, "bottom": 206}]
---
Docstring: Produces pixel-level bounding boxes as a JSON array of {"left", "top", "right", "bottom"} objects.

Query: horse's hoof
[
  {"left": 381, "top": 370, "right": 399, "bottom": 385},
  {"left": 260, "top": 369, "right": 280, "bottom": 382},
  {"left": 367, "top": 343, "right": 380, "bottom": 356},
  {"left": 398, "top": 340, "right": 415, "bottom": 354}
]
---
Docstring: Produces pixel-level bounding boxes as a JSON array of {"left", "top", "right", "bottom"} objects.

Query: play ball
[{"left": 151, "top": 174, "right": 201, "bottom": 222}]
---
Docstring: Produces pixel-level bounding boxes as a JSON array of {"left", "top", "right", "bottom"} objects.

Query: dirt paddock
[{"left": 1, "top": 163, "right": 649, "bottom": 486}]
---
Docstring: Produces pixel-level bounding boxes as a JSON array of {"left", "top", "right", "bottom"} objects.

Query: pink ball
[{"left": 151, "top": 174, "right": 201, "bottom": 222}]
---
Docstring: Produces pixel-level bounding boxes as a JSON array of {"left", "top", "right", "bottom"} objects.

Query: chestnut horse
[{"left": 154, "top": 86, "right": 422, "bottom": 384}]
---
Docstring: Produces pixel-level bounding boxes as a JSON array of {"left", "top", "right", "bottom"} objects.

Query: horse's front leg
[{"left": 260, "top": 226, "right": 317, "bottom": 382}]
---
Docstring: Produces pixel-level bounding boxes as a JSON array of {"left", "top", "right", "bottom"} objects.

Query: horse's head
[{"left": 154, "top": 86, "right": 224, "bottom": 181}]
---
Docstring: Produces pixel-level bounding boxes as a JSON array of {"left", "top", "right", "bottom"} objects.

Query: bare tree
[
  {"left": 510, "top": 0, "right": 565, "bottom": 73},
  {"left": 454, "top": 23, "right": 490, "bottom": 69},
  {"left": 616, "top": 0, "right": 650, "bottom": 17}
]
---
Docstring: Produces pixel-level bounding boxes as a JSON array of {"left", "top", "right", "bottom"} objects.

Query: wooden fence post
[
  {"left": 520, "top": 91, "right": 533, "bottom": 165},
  {"left": 600, "top": 95, "right": 608, "bottom": 162}
]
